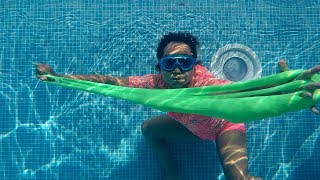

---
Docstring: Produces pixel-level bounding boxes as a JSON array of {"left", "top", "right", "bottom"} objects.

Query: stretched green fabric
[{"left": 43, "top": 69, "right": 320, "bottom": 123}]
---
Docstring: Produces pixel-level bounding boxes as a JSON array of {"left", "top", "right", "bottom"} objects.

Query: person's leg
[
  {"left": 141, "top": 114, "right": 198, "bottom": 179},
  {"left": 215, "top": 130, "right": 262, "bottom": 180}
]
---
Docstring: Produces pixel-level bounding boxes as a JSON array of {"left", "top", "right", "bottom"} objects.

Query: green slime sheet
[{"left": 44, "top": 69, "right": 320, "bottom": 123}]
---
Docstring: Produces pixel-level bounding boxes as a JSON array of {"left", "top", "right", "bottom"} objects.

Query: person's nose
[{"left": 172, "top": 67, "right": 182, "bottom": 74}]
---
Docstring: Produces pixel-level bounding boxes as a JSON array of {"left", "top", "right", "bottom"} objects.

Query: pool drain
[{"left": 210, "top": 44, "right": 262, "bottom": 82}]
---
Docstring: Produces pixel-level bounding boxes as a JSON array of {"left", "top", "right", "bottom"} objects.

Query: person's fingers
[
  {"left": 303, "top": 82, "right": 320, "bottom": 91},
  {"left": 310, "top": 106, "right": 320, "bottom": 115},
  {"left": 36, "top": 74, "right": 55, "bottom": 81},
  {"left": 278, "top": 59, "right": 288, "bottom": 73},
  {"left": 35, "top": 64, "right": 45, "bottom": 74},
  {"left": 38, "top": 66, "right": 48, "bottom": 74},
  {"left": 299, "top": 92, "right": 312, "bottom": 98},
  {"left": 296, "top": 66, "right": 320, "bottom": 80},
  {"left": 36, "top": 75, "right": 46, "bottom": 81},
  {"left": 35, "top": 64, "right": 55, "bottom": 76}
]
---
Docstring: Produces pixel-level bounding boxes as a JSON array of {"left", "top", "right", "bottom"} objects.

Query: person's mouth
[
  {"left": 171, "top": 76, "right": 182, "bottom": 80},
  {"left": 171, "top": 77, "right": 185, "bottom": 83}
]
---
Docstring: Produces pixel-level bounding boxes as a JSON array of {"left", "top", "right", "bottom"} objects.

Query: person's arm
[
  {"left": 62, "top": 74, "right": 128, "bottom": 86},
  {"left": 35, "top": 63, "right": 129, "bottom": 86}
]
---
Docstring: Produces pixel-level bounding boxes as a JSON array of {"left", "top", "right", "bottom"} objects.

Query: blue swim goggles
[{"left": 159, "top": 54, "right": 197, "bottom": 72}]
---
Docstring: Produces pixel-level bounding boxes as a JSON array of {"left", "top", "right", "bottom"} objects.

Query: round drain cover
[{"left": 210, "top": 44, "right": 262, "bottom": 82}]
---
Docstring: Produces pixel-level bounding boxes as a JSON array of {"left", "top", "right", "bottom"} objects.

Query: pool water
[{"left": 0, "top": 1, "right": 319, "bottom": 179}]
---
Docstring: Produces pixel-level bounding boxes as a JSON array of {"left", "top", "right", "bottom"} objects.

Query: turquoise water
[{"left": 0, "top": 0, "right": 319, "bottom": 179}]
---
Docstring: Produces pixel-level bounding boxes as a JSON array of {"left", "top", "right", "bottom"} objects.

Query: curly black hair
[{"left": 156, "top": 32, "right": 200, "bottom": 59}]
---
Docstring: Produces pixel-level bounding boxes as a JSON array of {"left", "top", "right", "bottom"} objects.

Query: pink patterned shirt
[{"left": 128, "top": 65, "right": 245, "bottom": 140}]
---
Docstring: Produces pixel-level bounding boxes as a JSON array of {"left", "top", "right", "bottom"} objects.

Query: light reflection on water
[{"left": 1, "top": 1, "right": 319, "bottom": 179}]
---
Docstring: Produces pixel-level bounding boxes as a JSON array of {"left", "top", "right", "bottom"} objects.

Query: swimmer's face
[{"left": 160, "top": 42, "right": 195, "bottom": 88}]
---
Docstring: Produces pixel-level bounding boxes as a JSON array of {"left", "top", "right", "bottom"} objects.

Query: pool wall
[{"left": 1, "top": 1, "right": 319, "bottom": 179}]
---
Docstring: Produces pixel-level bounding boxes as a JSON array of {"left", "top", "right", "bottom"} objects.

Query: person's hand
[
  {"left": 35, "top": 64, "right": 58, "bottom": 81},
  {"left": 278, "top": 59, "right": 320, "bottom": 115}
]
